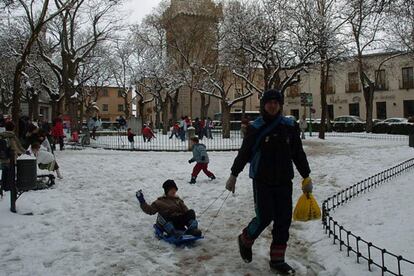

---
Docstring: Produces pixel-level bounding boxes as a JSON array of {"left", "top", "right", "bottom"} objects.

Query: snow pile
[{"left": 0, "top": 136, "right": 413, "bottom": 275}]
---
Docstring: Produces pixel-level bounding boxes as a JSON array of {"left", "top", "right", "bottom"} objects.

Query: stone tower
[{"left": 163, "top": 0, "right": 222, "bottom": 119}]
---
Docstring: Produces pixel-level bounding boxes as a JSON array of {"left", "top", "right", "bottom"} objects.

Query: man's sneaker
[
  {"left": 186, "top": 228, "right": 202, "bottom": 237},
  {"left": 238, "top": 233, "right": 253, "bottom": 263},
  {"left": 189, "top": 177, "right": 196, "bottom": 184},
  {"left": 269, "top": 261, "right": 295, "bottom": 275},
  {"left": 209, "top": 175, "right": 216, "bottom": 180}
]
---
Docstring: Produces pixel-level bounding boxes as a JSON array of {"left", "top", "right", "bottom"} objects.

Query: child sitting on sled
[{"left": 136, "top": 180, "right": 202, "bottom": 237}]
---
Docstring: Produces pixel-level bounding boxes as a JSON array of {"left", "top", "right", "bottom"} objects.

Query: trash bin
[
  {"left": 410, "top": 134, "right": 414, "bottom": 148},
  {"left": 16, "top": 155, "right": 37, "bottom": 191}
]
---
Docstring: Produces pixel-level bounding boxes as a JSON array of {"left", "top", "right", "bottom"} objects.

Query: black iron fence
[
  {"left": 71, "top": 130, "right": 410, "bottom": 151},
  {"left": 322, "top": 158, "right": 414, "bottom": 276},
  {"left": 82, "top": 129, "right": 244, "bottom": 151}
]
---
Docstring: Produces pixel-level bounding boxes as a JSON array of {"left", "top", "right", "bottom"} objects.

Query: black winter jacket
[{"left": 230, "top": 116, "right": 310, "bottom": 185}]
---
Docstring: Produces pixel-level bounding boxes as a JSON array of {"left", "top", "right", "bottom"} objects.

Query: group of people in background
[
  {"left": 87, "top": 116, "right": 103, "bottom": 140},
  {"left": 168, "top": 116, "right": 214, "bottom": 142},
  {"left": 1, "top": 114, "right": 65, "bottom": 196}
]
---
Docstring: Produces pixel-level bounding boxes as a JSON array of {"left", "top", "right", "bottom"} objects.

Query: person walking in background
[
  {"left": 127, "top": 128, "right": 135, "bottom": 149},
  {"left": 169, "top": 122, "right": 180, "bottom": 139},
  {"left": 188, "top": 137, "right": 215, "bottom": 184},
  {"left": 88, "top": 117, "right": 96, "bottom": 140},
  {"left": 179, "top": 117, "right": 186, "bottom": 141},
  {"left": 205, "top": 117, "right": 214, "bottom": 139},
  {"left": 52, "top": 114, "right": 65, "bottom": 151},
  {"left": 299, "top": 115, "right": 308, "bottom": 140},
  {"left": 0, "top": 121, "right": 25, "bottom": 196},
  {"left": 142, "top": 124, "right": 155, "bottom": 142}
]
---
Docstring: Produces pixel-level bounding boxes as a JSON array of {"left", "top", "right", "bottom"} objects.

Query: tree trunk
[
  {"left": 12, "top": 60, "right": 25, "bottom": 135},
  {"left": 161, "top": 100, "right": 169, "bottom": 135},
  {"left": 364, "top": 86, "right": 374, "bottom": 132},
  {"left": 221, "top": 103, "right": 231, "bottom": 139},
  {"left": 319, "top": 60, "right": 328, "bottom": 140},
  {"left": 123, "top": 94, "right": 130, "bottom": 119},
  {"left": 200, "top": 93, "right": 206, "bottom": 119},
  {"left": 170, "top": 89, "right": 179, "bottom": 123},
  {"left": 32, "top": 93, "right": 39, "bottom": 122},
  {"left": 28, "top": 96, "right": 33, "bottom": 120}
]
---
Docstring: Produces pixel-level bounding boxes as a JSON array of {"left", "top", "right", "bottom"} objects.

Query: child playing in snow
[
  {"left": 142, "top": 124, "right": 155, "bottom": 142},
  {"left": 136, "top": 180, "right": 202, "bottom": 237},
  {"left": 188, "top": 137, "right": 215, "bottom": 184},
  {"left": 30, "top": 142, "right": 63, "bottom": 179},
  {"left": 127, "top": 128, "right": 135, "bottom": 149}
]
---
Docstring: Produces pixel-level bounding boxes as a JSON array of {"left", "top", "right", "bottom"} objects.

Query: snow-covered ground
[{"left": 0, "top": 136, "right": 413, "bottom": 276}]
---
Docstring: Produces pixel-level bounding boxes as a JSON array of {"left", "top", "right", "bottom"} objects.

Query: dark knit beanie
[
  {"left": 163, "top": 180, "right": 178, "bottom": 195},
  {"left": 260, "top": 89, "right": 284, "bottom": 119}
]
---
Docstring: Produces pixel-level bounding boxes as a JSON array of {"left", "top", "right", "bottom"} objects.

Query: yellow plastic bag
[{"left": 293, "top": 193, "right": 322, "bottom": 221}]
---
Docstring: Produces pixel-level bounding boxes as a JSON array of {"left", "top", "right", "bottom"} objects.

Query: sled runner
[{"left": 153, "top": 224, "right": 204, "bottom": 246}]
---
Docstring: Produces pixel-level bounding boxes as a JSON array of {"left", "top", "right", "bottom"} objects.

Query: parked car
[
  {"left": 333, "top": 115, "right": 365, "bottom": 123},
  {"left": 333, "top": 115, "right": 365, "bottom": 132},
  {"left": 380, "top": 118, "right": 409, "bottom": 124}
]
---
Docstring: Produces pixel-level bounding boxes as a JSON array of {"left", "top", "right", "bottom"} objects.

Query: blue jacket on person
[{"left": 190, "top": 143, "right": 209, "bottom": 164}]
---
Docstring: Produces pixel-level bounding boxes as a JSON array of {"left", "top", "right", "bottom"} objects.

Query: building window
[
  {"left": 376, "top": 102, "right": 387, "bottom": 119},
  {"left": 291, "top": 109, "right": 299, "bottom": 120},
  {"left": 326, "top": 75, "right": 335, "bottom": 94},
  {"left": 102, "top": 104, "right": 108, "bottom": 112},
  {"left": 118, "top": 90, "right": 124, "bottom": 97},
  {"left": 375, "top": 70, "right": 387, "bottom": 90},
  {"left": 403, "top": 100, "right": 414, "bottom": 118},
  {"left": 346, "top": 72, "right": 360, "bottom": 93},
  {"left": 39, "top": 107, "right": 49, "bottom": 121},
  {"left": 401, "top": 67, "right": 414, "bottom": 89},
  {"left": 327, "top": 105, "right": 334, "bottom": 120},
  {"left": 101, "top": 89, "right": 109, "bottom": 97},
  {"left": 286, "top": 84, "right": 300, "bottom": 98},
  {"left": 349, "top": 103, "right": 360, "bottom": 116},
  {"left": 118, "top": 104, "right": 124, "bottom": 112}
]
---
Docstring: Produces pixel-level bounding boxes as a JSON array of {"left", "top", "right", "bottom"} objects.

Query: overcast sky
[{"left": 122, "top": 0, "right": 163, "bottom": 24}]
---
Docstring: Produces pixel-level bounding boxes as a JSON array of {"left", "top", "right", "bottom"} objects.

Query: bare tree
[
  {"left": 224, "top": 0, "right": 315, "bottom": 99},
  {"left": 199, "top": 66, "right": 253, "bottom": 138},
  {"left": 388, "top": 0, "right": 414, "bottom": 54},
  {"left": 107, "top": 38, "right": 134, "bottom": 119},
  {"left": 289, "top": 0, "right": 350, "bottom": 139},
  {"left": 345, "top": 0, "right": 398, "bottom": 132},
  {"left": 37, "top": 0, "right": 122, "bottom": 130},
  {"left": 7, "top": 0, "right": 70, "bottom": 133}
]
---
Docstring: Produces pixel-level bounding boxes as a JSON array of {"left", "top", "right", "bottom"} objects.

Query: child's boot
[
  {"left": 186, "top": 219, "right": 202, "bottom": 237},
  {"left": 209, "top": 174, "right": 216, "bottom": 180},
  {"left": 56, "top": 169, "right": 63, "bottom": 179},
  {"left": 189, "top": 176, "right": 196, "bottom": 184},
  {"left": 269, "top": 243, "right": 295, "bottom": 275}
]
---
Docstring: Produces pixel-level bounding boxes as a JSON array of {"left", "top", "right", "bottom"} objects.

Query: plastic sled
[{"left": 153, "top": 224, "right": 204, "bottom": 246}]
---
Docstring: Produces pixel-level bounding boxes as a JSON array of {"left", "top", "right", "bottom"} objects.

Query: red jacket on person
[
  {"left": 52, "top": 120, "right": 64, "bottom": 138},
  {"left": 142, "top": 126, "right": 155, "bottom": 138}
]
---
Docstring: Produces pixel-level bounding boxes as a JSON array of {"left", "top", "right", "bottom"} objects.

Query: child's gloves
[
  {"left": 188, "top": 159, "right": 194, "bottom": 164},
  {"left": 201, "top": 156, "right": 206, "bottom": 161},
  {"left": 136, "top": 190, "right": 146, "bottom": 204},
  {"left": 302, "top": 177, "right": 313, "bottom": 193}
]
